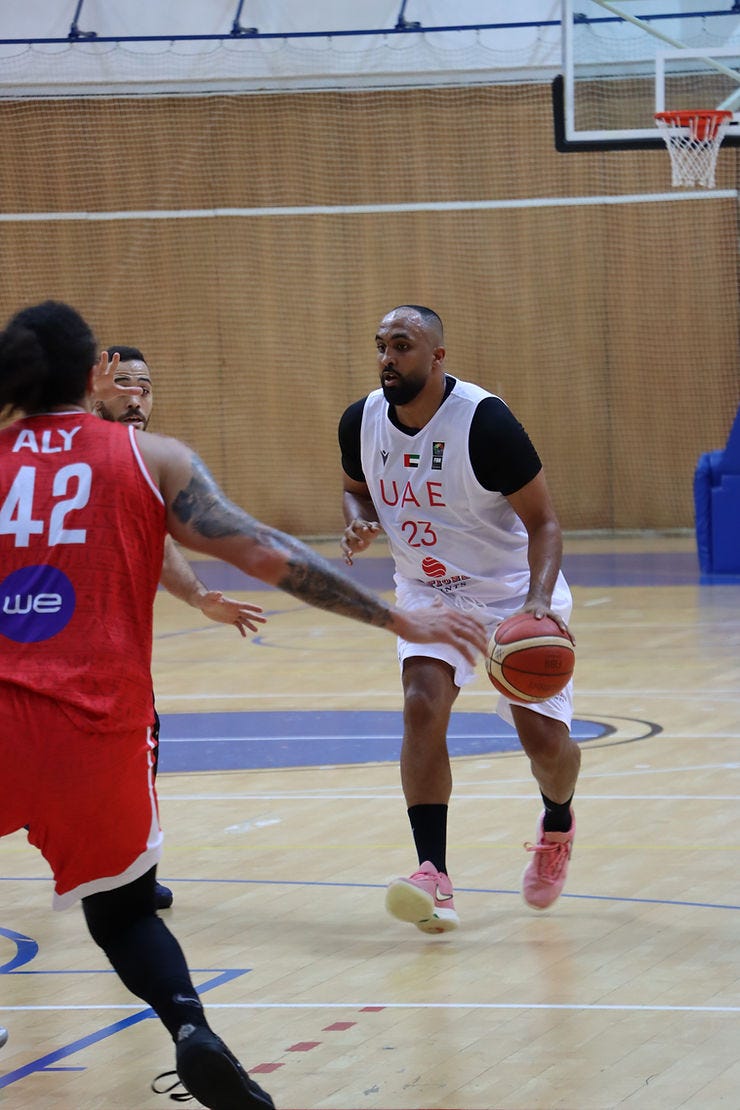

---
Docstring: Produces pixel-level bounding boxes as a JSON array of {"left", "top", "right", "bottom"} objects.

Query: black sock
[
  {"left": 541, "top": 793, "right": 574, "bottom": 833},
  {"left": 407, "top": 804, "right": 448, "bottom": 874}
]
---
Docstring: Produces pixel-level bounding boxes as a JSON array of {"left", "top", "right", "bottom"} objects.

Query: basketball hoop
[{"left": 654, "top": 109, "right": 733, "bottom": 188}]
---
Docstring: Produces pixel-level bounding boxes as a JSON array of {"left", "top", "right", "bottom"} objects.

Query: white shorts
[{"left": 394, "top": 574, "right": 574, "bottom": 729}]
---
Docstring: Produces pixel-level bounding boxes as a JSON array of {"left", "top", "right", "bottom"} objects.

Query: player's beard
[
  {"left": 96, "top": 401, "right": 149, "bottom": 430},
  {"left": 381, "top": 375, "right": 425, "bottom": 407}
]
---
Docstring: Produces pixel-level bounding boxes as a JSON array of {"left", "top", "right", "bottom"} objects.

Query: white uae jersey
[{"left": 359, "top": 379, "right": 571, "bottom": 609}]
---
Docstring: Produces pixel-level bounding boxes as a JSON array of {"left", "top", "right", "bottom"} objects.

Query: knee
[
  {"left": 83, "top": 892, "right": 126, "bottom": 950},
  {"left": 403, "top": 684, "right": 444, "bottom": 734},
  {"left": 515, "top": 712, "right": 575, "bottom": 761}
]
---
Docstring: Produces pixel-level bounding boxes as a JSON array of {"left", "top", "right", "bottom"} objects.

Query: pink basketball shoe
[
  {"left": 385, "top": 860, "right": 460, "bottom": 934},
  {"left": 522, "top": 811, "right": 575, "bottom": 910}
]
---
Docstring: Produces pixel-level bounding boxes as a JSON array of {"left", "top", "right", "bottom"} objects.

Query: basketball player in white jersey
[{"left": 339, "top": 305, "right": 580, "bottom": 932}]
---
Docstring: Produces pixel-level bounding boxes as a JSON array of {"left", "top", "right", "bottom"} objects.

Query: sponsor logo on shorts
[
  {"left": 428, "top": 578, "right": 470, "bottom": 593},
  {"left": 0, "top": 564, "right": 75, "bottom": 642},
  {"left": 421, "top": 561, "right": 471, "bottom": 593}
]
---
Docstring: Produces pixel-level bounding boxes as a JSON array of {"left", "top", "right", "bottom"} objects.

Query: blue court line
[
  {"left": 29, "top": 876, "right": 728, "bottom": 915},
  {"left": 0, "top": 927, "right": 37, "bottom": 973},
  {"left": 0, "top": 1010, "right": 154, "bottom": 1088},
  {"left": 183, "top": 550, "right": 726, "bottom": 592},
  {"left": 4, "top": 879, "right": 735, "bottom": 917},
  {"left": 0, "top": 968, "right": 249, "bottom": 1090},
  {"left": 1, "top": 882, "right": 736, "bottom": 1089},
  {"left": 185, "top": 882, "right": 740, "bottom": 913},
  {"left": 156, "top": 711, "right": 608, "bottom": 772}
]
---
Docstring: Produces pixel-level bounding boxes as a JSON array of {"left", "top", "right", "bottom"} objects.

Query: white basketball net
[{"left": 655, "top": 111, "right": 733, "bottom": 189}]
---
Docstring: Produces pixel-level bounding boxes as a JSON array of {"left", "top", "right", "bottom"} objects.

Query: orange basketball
[{"left": 486, "top": 613, "right": 575, "bottom": 704}]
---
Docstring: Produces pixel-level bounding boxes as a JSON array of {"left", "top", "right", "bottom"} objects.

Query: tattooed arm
[{"left": 136, "top": 432, "right": 487, "bottom": 659}]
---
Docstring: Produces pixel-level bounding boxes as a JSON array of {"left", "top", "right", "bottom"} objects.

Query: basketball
[{"left": 486, "top": 613, "right": 575, "bottom": 704}]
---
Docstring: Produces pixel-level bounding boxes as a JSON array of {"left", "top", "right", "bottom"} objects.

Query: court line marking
[
  {"left": 577, "top": 762, "right": 740, "bottom": 776},
  {"left": 0, "top": 969, "right": 249, "bottom": 1090},
  {"left": 3, "top": 882, "right": 738, "bottom": 909},
  {"left": 151, "top": 791, "right": 740, "bottom": 801},
  {"left": 152, "top": 691, "right": 740, "bottom": 705},
  {"left": 150, "top": 764, "right": 740, "bottom": 790},
  {"left": 159, "top": 733, "right": 534, "bottom": 743},
  {"left": 5, "top": 879, "right": 738, "bottom": 905},
  {"left": 3, "top": 1001, "right": 740, "bottom": 1014}
]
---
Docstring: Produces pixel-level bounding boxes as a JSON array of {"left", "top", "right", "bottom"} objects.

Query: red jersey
[{"left": 0, "top": 411, "right": 165, "bottom": 731}]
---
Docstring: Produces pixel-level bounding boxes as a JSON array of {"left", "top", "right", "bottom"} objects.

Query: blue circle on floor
[{"left": 156, "top": 710, "right": 607, "bottom": 772}]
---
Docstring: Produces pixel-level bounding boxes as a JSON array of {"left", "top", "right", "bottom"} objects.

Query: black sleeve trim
[
  {"left": 468, "top": 396, "right": 542, "bottom": 495},
  {"left": 338, "top": 397, "right": 368, "bottom": 482}
]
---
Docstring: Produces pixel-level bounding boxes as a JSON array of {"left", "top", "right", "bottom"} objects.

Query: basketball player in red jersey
[
  {"left": 339, "top": 305, "right": 580, "bottom": 933},
  {"left": 0, "top": 301, "right": 486, "bottom": 1109},
  {"left": 94, "top": 345, "right": 266, "bottom": 911}
]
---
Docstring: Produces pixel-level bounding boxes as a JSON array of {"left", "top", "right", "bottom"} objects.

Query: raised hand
[{"left": 92, "top": 350, "right": 142, "bottom": 400}]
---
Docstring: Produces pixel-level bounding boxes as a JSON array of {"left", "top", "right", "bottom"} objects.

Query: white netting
[
  {"left": 0, "top": 31, "right": 562, "bottom": 97},
  {"left": 0, "top": 48, "right": 738, "bottom": 534},
  {"left": 655, "top": 110, "right": 733, "bottom": 188}
]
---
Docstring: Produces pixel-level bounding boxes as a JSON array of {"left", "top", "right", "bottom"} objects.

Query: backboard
[{"left": 556, "top": 0, "right": 740, "bottom": 150}]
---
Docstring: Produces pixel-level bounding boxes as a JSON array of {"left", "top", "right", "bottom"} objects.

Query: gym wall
[{"left": 1, "top": 83, "right": 737, "bottom": 533}]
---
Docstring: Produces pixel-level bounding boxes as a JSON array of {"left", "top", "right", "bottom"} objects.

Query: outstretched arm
[
  {"left": 138, "top": 433, "right": 487, "bottom": 662},
  {"left": 160, "top": 535, "right": 266, "bottom": 637}
]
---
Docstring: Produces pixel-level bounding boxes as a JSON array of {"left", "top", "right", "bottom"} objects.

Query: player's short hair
[
  {"left": 104, "top": 345, "right": 147, "bottom": 364},
  {"left": 392, "top": 305, "right": 444, "bottom": 339}
]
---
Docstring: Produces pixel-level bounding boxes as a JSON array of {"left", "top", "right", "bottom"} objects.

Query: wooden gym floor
[{"left": 2, "top": 533, "right": 740, "bottom": 1110}]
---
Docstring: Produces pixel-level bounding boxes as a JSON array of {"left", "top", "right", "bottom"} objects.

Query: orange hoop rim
[
  {"left": 655, "top": 109, "right": 733, "bottom": 127},
  {"left": 655, "top": 109, "right": 733, "bottom": 144}
]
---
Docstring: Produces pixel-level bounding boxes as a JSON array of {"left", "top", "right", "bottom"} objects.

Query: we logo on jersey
[{"left": 0, "top": 564, "right": 75, "bottom": 642}]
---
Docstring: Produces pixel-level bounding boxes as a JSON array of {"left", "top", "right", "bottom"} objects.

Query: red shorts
[{"left": 0, "top": 686, "right": 163, "bottom": 910}]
